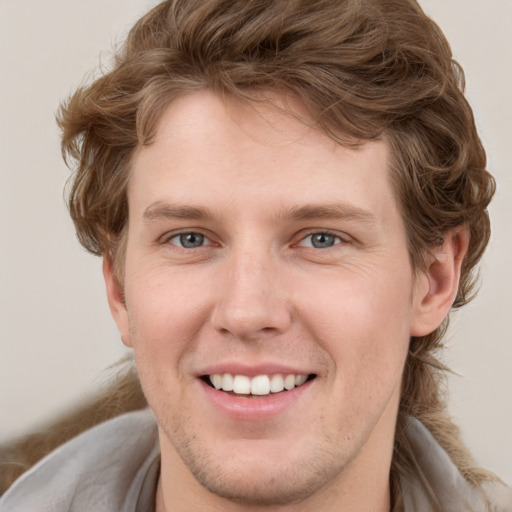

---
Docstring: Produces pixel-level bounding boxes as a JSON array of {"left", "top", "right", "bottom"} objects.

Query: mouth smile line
[{"left": 202, "top": 373, "right": 316, "bottom": 396}]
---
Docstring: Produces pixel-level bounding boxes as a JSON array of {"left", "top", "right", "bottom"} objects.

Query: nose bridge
[{"left": 211, "top": 242, "right": 291, "bottom": 339}]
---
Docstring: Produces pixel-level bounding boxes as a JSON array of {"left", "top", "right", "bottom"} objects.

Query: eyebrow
[
  {"left": 142, "top": 201, "right": 375, "bottom": 224},
  {"left": 283, "top": 203, "right": 376, "bottom": 224},
  {"left": 143, "top": 202, "right": 214, "bottom": 222}
]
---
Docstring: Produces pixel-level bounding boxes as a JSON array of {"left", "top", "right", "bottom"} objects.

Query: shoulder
[
  {"left": 0, "top": 408, "right": 159, "bottom": 512},
  {"left": 403, "top": 418, "right": 512, "bottom": 512}
]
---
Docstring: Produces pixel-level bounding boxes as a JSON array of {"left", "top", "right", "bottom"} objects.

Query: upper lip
[{"left": 196, "top": 362, "right": 315, "bottom": 378}]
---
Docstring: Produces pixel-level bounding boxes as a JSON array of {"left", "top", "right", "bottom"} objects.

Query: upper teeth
[{"left": 209, "top": 373, "right": 308, "bottom": 395}]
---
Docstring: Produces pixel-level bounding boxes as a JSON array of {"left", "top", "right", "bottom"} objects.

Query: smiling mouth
[{"left": 202, "top": 373, "right": 316, "bottom": 397}]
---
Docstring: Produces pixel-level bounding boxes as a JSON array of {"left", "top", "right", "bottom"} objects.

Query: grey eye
[
  {"left": 176, "top": 233, "right": 205, "bottom": 248},
  {"left": 309, "top": 233, "right": 337, "bottom": 248}
]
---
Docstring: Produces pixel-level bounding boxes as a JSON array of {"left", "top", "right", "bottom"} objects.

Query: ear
[
  {"left": 103, "top": 256, "right": 133, "bottom": 347},
  {"left": 410, "top": 227, "right": 470, "bottom": 337}
]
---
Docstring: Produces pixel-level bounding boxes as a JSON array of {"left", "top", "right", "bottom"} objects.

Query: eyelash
[
  {"left": 165, "top": 230, "right": 346, "bottom": 250},
  {"left": 296, "top": 231, "right": 344, "bottom": 249},
  {"left": 166, "top": 232, "right": 213, "bottom": 249}
]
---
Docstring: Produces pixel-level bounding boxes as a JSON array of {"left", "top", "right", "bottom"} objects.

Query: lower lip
[{"left": 199, "top": 379, "right": 313, "bottom": 421}]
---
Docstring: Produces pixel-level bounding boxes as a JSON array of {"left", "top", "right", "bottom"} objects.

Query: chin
[
  {"left": 166, "top": 426, "right": 349, "bottom": 507},
  {"left": 192, "top": 459, "right": 343, "bottom": 506}
]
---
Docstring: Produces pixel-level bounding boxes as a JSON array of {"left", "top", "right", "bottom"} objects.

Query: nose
[{"left": 210, "top": 248, "right": 292, "bottom": 341}]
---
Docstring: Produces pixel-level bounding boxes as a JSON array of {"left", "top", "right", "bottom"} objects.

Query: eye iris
[
  {"left": 180, "top": 233, "right": 204, "bottom": 248},
  {"left": 311, "top": 233, "right": 335, "bottom": 248}
]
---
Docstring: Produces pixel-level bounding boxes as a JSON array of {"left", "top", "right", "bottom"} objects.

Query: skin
[{"left": 104, "top": 90, "right": 468, "bottom": 512}]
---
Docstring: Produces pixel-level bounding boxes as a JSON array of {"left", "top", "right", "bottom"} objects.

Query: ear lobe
[
  {"left": 410, "top": 227, "right": 470, "bottom": 337},
  {"left": 103, "top": 256, "right": 133, "bottom": 347}
]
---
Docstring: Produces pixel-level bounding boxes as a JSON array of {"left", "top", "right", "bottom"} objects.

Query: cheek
[
  {"left": 125, "top": 277, "right": 200, "bottom": 414},
  {"left": 126, "top": 261, "right": 212, "bottom": 337},
  {"left": 296, "top": 266, "right": 412, "bottom": 386},
  {"left": 123, "top": 265, "right": 215, "bottom": 393}
]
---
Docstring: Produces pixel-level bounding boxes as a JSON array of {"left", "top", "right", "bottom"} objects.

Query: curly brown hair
[{"left": 56, "top": 0, "right": 496, "bottom": 509}]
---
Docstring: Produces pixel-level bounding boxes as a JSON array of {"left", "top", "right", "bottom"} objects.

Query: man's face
[{"left": 108, "top": 90, "right": 428, "bottom": 507}]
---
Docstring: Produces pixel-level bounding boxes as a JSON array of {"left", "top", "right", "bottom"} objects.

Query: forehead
[{"left": 128, "top": 90, "right": 400, "bottom": 227}]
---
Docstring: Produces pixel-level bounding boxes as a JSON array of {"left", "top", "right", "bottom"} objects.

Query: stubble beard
[{"left": 162, "top": 410, "right": 354, "bottom": 508}]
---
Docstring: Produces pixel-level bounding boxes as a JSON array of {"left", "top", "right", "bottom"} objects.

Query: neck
[{"left": 157, "top": 481, "right": 390, "bottom": 512}]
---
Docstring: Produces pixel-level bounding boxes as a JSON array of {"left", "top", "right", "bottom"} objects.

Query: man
[{"left": 1, "top": 0, "right": 511, "bottom": 510}]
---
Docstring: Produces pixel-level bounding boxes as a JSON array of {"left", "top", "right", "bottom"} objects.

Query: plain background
[{"left": 1, "top": 0, "right": 511, "bottom": 485}]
